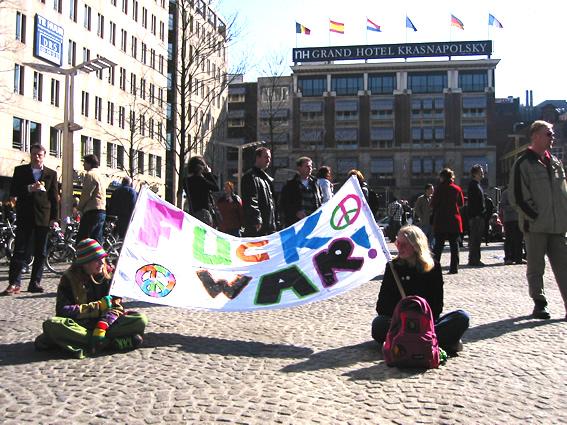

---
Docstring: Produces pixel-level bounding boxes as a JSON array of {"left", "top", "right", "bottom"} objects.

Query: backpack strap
[{"left": 388, "top": 261, "right": 406, "bottom": 298}]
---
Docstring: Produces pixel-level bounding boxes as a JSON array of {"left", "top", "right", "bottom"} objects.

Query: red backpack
[{"left": 383, "top": 295, "right": 440, "bottom": 368}]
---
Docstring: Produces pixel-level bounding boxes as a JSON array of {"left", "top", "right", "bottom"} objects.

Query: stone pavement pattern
[{"left": 1, "top": 242, "right": 566, "bottom": 424}]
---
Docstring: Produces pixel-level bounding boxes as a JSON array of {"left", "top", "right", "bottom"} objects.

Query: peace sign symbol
[
  {"left": 330, "top": 194, "right": 362, "bottom": 230},
  {"left": 135, "top": 264, "right": 176, "bottom": 298}
]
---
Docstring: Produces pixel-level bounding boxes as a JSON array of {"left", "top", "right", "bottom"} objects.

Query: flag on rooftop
[
  {"left": 488, "top": 14, "right": 503, "bottom": 28},
  {"left": 295, "top": 22, "right": 311, "bottom": 35},
  {"left": 406, "top": 16, "right": 417, "bottom": 32},
  {"left": 366, "top": 18, "right": 381, "bottom": 32},
  {"left": 329, "top": 20, "right": 345, "bottom": 34},
  {"left": 451, "top": 14, "right": 464, "bottom": 30}
]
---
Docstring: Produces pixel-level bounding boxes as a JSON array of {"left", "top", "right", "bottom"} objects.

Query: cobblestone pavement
[{"left": 1, "top": 242, "right": 566, "bottom": 424}]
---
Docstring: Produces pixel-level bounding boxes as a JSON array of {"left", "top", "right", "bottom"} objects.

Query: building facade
[
  {"left": 0, "top": 0, "right": 169, "bottom": 203},
  {"left": 287, "top": 57, "right": 500, "bottom": 202}
]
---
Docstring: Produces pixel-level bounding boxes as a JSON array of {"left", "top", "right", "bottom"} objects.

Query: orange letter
[{"left": 236, "top": 240, "right": 270, "bottom": 262}]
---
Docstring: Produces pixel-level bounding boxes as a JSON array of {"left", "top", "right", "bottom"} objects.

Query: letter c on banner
[{"left": 236, "top": 240, "right": 270, "bottom": 262}]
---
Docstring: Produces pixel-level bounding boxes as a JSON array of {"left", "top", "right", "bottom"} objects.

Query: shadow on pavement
[
  {"left": 18, "top": 292, "right": 57, "bottom": 300},
  {"left": 0, "top": 341, "right": 66, "bottom": 366},
  {"left": 343, "top": 363, "right": 426, "bottom": 381},
  {"left": 280, "top": 340, "right": 379, "bottom": 373},
  {"left": 144, "top": 332, "right": 314, "bottom": 359},
  {"left": 465, "top": 315, "right": 565, "bottom": 343}
]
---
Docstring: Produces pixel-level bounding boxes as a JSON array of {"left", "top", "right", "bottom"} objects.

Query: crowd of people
[{"left": 1, "top": 119, "right": 566, "bottom": 360}]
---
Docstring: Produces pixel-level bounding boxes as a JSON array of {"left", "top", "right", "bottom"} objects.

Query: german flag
[{"left": 451, "top": 14, "right": 464, "bottom": 30}]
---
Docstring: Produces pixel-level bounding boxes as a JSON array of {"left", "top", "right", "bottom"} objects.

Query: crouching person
[{"left": 34, "top": 238, "right": 147, "bottom": 359}]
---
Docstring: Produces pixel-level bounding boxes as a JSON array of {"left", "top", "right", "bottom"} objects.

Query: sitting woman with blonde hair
[{"left": 371, "top": 225, "right": 470, "bottom": 354}]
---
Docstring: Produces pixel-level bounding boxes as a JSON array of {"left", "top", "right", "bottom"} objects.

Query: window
[
  {"left": 335, "top": 128, "right": 358, "bottom": 149},
  {"left": 462, "top": 96, "right": 487, "bottom": 117},
  {"left": 371, "top": 158, "right": 394, "bottom": 178},
  {"left": 148, "top": 154, "right": 155, "bottom": 176},
  {"left": 370, "top": 127, "right": 394, "bottom": 148},
  {"left": 108, "top": 66, "right": 115, "bottom": 85},
  {"left": 331, "top": 75, "right": 363, "bottom": 96},
  {"left": 121, "top": 0, "right": 128, "bottom": 14},
  {"left": 463, "top": 126, "right": 487, "bottom": 147},
  {"left": 411, "top": 127, "right": 444, "bottom": 146},
  {"left": 50, "top": 127, "right": 62, "bottom": 158},
  {"left": 50, "top": 78, "right": 60, "bottom": 106},
  {"left": 156, "top": 156, "right": 162, "bottom": 177},
  {"left": 159, "top": 54, "right": 164, "bottom": 74},
  {"left": 120, "top": 29, "right": 127, "bottom": 52},
  {"left": 16, "top": 12, "right": 26, "bottom": 43},
  {"left": 260, "top": 86, "right": 289, "bottom": 102},
  {"left": 368, "top": 74, "right": 395, "bottom": 94},
  {"left": 13, "top": 117, "right": 41, "bottom": 151},
  {"left": 109, "top": 21, "right": 116, "bottom": 45},
  {"left": 412, "top": 157, "right": 444, "bottom": 176},
  {"left": 160, "top": 21, "right": 165, "bottom": 41},
  {"left": 411, "top": 98, "right": 444, "bottom": 118},
  {"left": 142, "top": 7, "right": 147, "bottom": 28},
  {"left": 119, "top": 67, "right": 126, "bottom": 90},
  {"left": 139, "top": 114, "right": 145, "bottom": 136},
  {"left": 14, "top": 64, "right": 24, "bottom": 95},
  {"left": 141, "top": 43, "right": 147, "bottom": 64},
  {"left": 370, "top": 98, "right": 394, "bottom": 120},
  {"left": 150, "top": 49, "right": 156, "bottom": 69},
  {"left": 132, "top": 0, "right": 138, "bottom": 21},
  {"left": 151, "top": 14, "right": 156, "bottom": 35},
  {"left": 131, "top": 36, "right": 137, "bottom": 58},
  {"left": 148, "top": 118, "right": 154, "bottom": 138},
  {"left": 97, "top": 13, "right": 104, "bottom": 38},
  {"left": 299, "top": 101, "right": 323, "bottom": 121},
  {"left": 117, "top": 145, "right": 125, "bottom": 170},
  {"left": 298, "top": 76, "right": 326, "bottom": 97},
  {"left": 149, "top": 83, "right": 155, "bottom": 104},
  {"left": 158, "top": 88, "right": 163, "bottom": 107},
  {"left": 459, "top": 71, "right": 487, "bottom": 92},
  {"left": 130, "top": 73, "right": 136, "bottom": 95},
  {"left": 107, "top": 101, "right": 114, "bottom": 124},
  {"left": 80, "top": 136, "right": 101, "bottom": 159},
  {"left": 68, "top": 40, "right": 76, "bottom": 65},
  {"left": 33, "top": 71, "right": 43, "bottom": 101},
  {"left": 82, "top": 47, "right": 90, "bottom": 62},
  {"left": 107, "top": 142, "right": 117, "bottom": 168},
  {"left": 337, "top": 158, "right": 358, "bottom": 176},
  {"left": 53, "top": 0, "right": 62, "bottom": 13},
  {"left": 300, "top": 128, "right": 324, "bottom": 148},
  {"left": 69, "top": 0, "right": 77, "bottom": 22},
  {"left": 335, "top": 100, "right": 358, "bottom": 121},
  {"left": 137, "top": 150, "right": 144, "bottom": 174},
  {"left": 84, "top": 5, "right": 91, "bottom": 30},
  {"left": 129, "top": 110, "right": 136, "bottom": 130},
  {"left": 94, "top": 96, "right": 102, "bottom": 121},
  {"left": 81, "top": 91, "right": 89, "bottom": 116},
  {"left": 140, "top": 78, "right": 146, "bottom": 99},
  {"left": 408, "top": 72, "right": 447, "bottom": 94},
  {"left": 118, "top": 106, "right": 125, "bottom": 128}
]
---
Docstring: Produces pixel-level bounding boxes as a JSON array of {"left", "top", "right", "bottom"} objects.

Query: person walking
[
  {"left": 413, "top": 184, "right": 434, "bottom": 247},
  {"left": 108, "top": 176, "right": 137, "bottom": 240},
  {"left": 76, "top": 154, "right": 107, "bottom": 244},
  {"left": 216, "top": 181, "right": 244, "bottom": 237},
  {"left": 509, "top": 120, "right": 567, "bottom": 320},
  {"left": 240, "top": 147, "right": 277, "bottom": 237},
  {"left": 280, "top": 157, "right": 322, "bottom": 228},
  {"left": 2, "top": 144, "right": 58, "bottom": 295},
  {"left": 499, "top": 187, "right": 524, "bottom": 265},
  {"left": 431, "top": 168, "right": 464, "bottom": 274},
  {"left": 467, "top": 165, "right": 486, "bottom": 267}
]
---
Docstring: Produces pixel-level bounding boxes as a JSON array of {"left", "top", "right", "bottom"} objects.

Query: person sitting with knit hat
[{"left": 34, "top": 238, "right": 148, "bottom": 358}]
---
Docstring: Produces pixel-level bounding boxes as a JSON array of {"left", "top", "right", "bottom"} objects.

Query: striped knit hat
[{"left": 75, "top": 238, "right": 108, "bottom": 265}]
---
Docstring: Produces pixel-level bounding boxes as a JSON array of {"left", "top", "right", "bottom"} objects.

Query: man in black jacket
[
  {"left": 467, "top": 164, "right": 485, "bottom": 267},
  {"left": 280, "top": 156, "right": 322, "bottom": 228},
  {"left": 241, "top": 147, "right": 277, "bottom": 236},
  {"left": 2, "top": 144, "right": 58, "bottom": 295}
]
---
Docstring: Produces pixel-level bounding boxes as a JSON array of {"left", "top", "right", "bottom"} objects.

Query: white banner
[{"left": 110, "top": 176, "right": 391, "bottom": 311}]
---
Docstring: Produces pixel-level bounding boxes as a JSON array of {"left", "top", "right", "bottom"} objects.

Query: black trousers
[
  {"left": 433, "top": 232, "right": 460, "bottom": 273},
  {"left": 8, "top": 224, "right": 49, "bottom": 286}
]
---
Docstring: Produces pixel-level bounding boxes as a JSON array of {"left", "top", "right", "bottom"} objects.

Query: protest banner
[{"left": 110, "top": 176, "right": 391, "bottom": 311}]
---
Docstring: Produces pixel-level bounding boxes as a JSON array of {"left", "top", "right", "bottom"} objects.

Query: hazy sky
[{"left": 216, "top": 0, "right": 565, "bottom": 106}]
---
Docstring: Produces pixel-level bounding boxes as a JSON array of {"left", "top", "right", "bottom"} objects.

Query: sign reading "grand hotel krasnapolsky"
[{"left": 292, "top": 40, "right": 492, "bottom": 63}]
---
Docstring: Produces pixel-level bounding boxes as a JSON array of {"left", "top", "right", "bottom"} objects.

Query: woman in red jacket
[
  {"left": 216, "top": 181, "right": 244, "bottom": 237},
  {"left": 431, "top": 168, "right": 464, "bottom": 274}
]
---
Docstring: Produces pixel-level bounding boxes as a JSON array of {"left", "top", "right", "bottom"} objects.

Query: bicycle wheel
[
  {"left": 106, "top": 241, "right": 122, "bottom": 268},
  {"left": 46, "top": 243, "right": 76, "bottom": 275}
]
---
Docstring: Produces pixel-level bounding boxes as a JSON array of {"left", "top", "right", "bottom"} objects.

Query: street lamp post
[
  {"left": 24, "top": 58, "right": 116, "bottom": 223},
  {"left": 215, "top": 140, "right": 266, "bottom": 195}
]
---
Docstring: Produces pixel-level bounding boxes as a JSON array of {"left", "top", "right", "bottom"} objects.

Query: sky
[{"left": 215, "top": 0, "right": 566, "bottom": 106}]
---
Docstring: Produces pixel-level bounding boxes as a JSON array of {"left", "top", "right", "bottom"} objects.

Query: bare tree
[{"left": 167, "top": 0, "right": 246, "bottom": 207}]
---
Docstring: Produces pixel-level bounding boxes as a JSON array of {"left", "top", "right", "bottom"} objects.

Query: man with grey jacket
[
  {"left": 510, "top": 120, "right": 567, "bottom": 320},
  {"left": 77, "top": 154, "right": 107, "bottom": 244}
]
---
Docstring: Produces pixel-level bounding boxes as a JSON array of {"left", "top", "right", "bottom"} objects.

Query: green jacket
[{"left": 509, "top": 148, "right": 567, "bottom": 234}]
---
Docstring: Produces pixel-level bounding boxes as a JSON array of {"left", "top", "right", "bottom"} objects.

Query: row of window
[
  {"left": 298, "top": 71, "right": 488, "bottom": 96},
  {"left": 12, "top": 116, "right": 162, "bottom": 176}
]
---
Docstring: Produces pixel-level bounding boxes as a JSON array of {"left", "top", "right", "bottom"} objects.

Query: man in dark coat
[
  {"left": 108, "top": 176, "right": 138, "bottom": 239},
  {"left": 2, "top": 144, "right": 58, "bottom": 295},
  {"left": 280, "top": 156, "right": 322, "bottom": 228},
  {"left": 467, "top": 164, "right": 485, "bottom": 266},
  {"left": 241, "top": 147, "right": 277, "bottom": 237}
]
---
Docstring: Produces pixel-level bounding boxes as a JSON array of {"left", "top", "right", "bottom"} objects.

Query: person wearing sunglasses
[{"left": 509, "top": 120, "right": 567, "bottom": 320}]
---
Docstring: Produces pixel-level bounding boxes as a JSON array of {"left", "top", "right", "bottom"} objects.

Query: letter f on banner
[{"left": 139, "top": 199, "right": 184, "bottom": 248}]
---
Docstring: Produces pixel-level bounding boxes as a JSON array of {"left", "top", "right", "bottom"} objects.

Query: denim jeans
[
  {"left": 77, "top": 210, "right": 106, "bottom": 245},
  {"left": 371, "top": 309, "right": 470, "bottom": 351}
]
